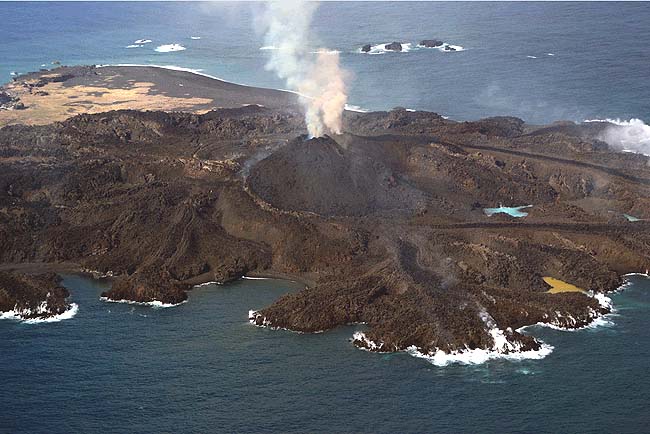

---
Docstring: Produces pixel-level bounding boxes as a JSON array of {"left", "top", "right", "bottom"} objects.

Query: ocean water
[
  {"left": 1, "top": 1, "right": 650, "bottom": 124},
  {"left": 2, "top": 3, "right": 650, "bottom": 432},
  {"left": 1, "top": 274, "right": 650, "bottom": 433}
]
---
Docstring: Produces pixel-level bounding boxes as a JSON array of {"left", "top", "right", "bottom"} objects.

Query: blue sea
[
  {"left": 1, "top": 1, "right": 650, "bottom": 124},
  {"left": 1, "top": 274, "right": 650, "bottom": 433},
  {"left": 2, "top": 2, "right": 650, "bottom": 432}
]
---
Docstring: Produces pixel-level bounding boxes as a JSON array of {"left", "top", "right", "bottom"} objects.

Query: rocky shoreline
[
  {"left": 1, "top": 65, "right": 649, "bottom": 358},
  {"left": 0, "top": 271, "right": 77, "bottom": 322}
]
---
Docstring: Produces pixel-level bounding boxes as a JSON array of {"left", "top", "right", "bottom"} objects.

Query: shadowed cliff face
[{"left": 2, "top": 68, "right": 650, "bottom": 355}]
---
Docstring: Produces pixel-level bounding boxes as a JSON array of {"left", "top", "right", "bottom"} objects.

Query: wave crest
[
  {"left": 360, "top": 42, "right": 413, "bottom": 55},
  {"left": 99, "top": 296, "right": 186, "bottom": 308},
  {"left": 352, "top": 328, "right": 553, "bottom": 366},
  {"left": 1, "top": 302, "right": 78, "bottom": 324},
  {"left": 361, "top": 41, "right": 464, "bottom": 54},
  {"left": 154, "top": 44, "right": 187, "bottom": 53}
]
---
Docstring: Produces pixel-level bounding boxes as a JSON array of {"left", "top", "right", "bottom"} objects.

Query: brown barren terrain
[{"left": 1, "top": 65, "right": 649, "bottom": 357}]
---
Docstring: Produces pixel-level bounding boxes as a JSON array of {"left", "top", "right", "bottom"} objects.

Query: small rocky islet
[
  {"left": 1, "top": 65, "right": 649, "bottom": 359},
  {"left": 361, "top": 39, "right": 458, "bottom": 53}
]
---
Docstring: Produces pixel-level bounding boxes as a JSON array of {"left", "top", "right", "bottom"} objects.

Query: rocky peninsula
[{"left": 1, "top": 65, "right": 649, "bottom": 358}]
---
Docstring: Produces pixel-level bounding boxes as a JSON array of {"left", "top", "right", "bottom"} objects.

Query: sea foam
[
  {"left": 99, "top": 296, "right": 186, "bottom": 308},
  {"left": 344, "top": 104, "right": 370, "bottom": 113},
  {"left": 0, "top": 302, "right": 78, "bottom": 324},
  {"left": 361, "top": 42, "right": 413, "bottom": 55},
  {"left": 351, "top": 288, "right": 622, "bottom": 366},
  {"left": 623, "top": 272, "right": 650, "bottom": 277},
  {"left": 406, "top": 341, "right": 553, "bottom": 366},
  {"left": 437, "top": 43, "right": 465, "bottom": 52},
  {"left": 155, "top": 44, "right": 187, "bottom": 53},
  {"left": 518, "top": 288, "right": 617, "bottom": 333},
  {"left": 417, "top": 42, "right": 465, "bottom": 53},
  {"left": 352, "top": 326, "right": 553, "bottom": 367},
  {"left": 193, "top": 281, "right": 222, "bottom": 288}
]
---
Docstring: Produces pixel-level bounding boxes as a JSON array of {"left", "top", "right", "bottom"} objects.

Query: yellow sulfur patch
[{"left": 543, "top": 277, "right": 586, "bottom": 294}]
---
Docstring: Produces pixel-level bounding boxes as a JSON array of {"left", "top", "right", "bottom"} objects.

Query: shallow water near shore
[{"left": 1, "top": 274, "right": 649, "bottom": 433}]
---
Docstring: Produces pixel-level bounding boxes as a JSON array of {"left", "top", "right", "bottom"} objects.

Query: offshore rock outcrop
[
  {"left": 1, "top": 66, "right": 649, "bottom": 355},
  {"left": 385, "top": 42, "right": 403, "bottom": 52},
  {"left": 419, "top": 39, "right": 444, "bottom": 48}
]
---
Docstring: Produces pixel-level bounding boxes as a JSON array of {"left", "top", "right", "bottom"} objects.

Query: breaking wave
[
  {"left": 126, "top": 44, "right": 143, "bottom": 49},
  {"left": 154, "top": 44, "right": 187, "bottom": 53},
  {"left": 623, "top": 272, "right": 650, "bottom": 278},
  {"left": 190, "top": 36, "right": 201, "bottom": 40},
  {"left": 1, "top": 303, "right": 78, "bottom": 324},
  {"left": 420, "top": 310, "right": 554, "bottom": 366},
  {"left": 436, "top": 43, "right": 465, "bottom": 52},
  {"left": 360, "top": 42, "right": 413, "bottom": 55},
  {"left": 99, "top": 296, "right": 186, "bottom": 308},
  {"left": 352, "top": 287, "right": 627, "bottom": 366},
  {"left": 344, "top": 103, "right": 370, "bottom": 113},
  {"left": 193, "top": 281, "right": 221, "bottom": 288},
  {"left": 584, "top": 118, "right": 650, "bottom": 156},
  {"left": 417, "top": 42, "right": 465, "bottom": 53},
  {"left": 406, "top": 341, "right": 553, "bottom": 366},
  {"left": 352, "top": 329, "right": 553, "bottom": 367},
  {"left": 519, "top": 288, "right": 617, "bottom": 334},
  {"left": 361, "top": 41, "right": 464, "bottom": 54}
]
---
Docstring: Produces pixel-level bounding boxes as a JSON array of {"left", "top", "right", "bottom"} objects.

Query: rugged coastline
[
  {"left": 1, "top": 65, "right": 649, "bottom": 359},
  {"left": 0, "top": 271, "right": 77, "bottom": 322}
]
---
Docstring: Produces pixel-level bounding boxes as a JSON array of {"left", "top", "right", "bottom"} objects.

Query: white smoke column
[
  {"left": 261, "top": 0, "right": 348, "bottom": 137},
  {"left": 298, "top": 51, "right": 348, "bottom": 136}
]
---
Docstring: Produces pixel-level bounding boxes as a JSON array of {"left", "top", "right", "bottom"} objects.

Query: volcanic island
[{"left": 1, "top": 65, "right": 649, "bottom": 358}]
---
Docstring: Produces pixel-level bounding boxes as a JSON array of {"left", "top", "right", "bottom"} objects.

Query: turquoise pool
[{"left": 484, "top": 205, "right": 533, "bottom": 218}]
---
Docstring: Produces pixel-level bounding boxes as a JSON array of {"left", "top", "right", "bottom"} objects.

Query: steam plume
[
  {"left": 595, "top": 118, "right": 650, "bottom": 156},
  {"left": 261, "top": 0, "right": 348, "bottom": 137}
]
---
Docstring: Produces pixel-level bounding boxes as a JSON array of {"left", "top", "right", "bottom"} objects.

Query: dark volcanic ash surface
[{"left": 1, "top": 66, "right": 650, "bottom": 357}]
